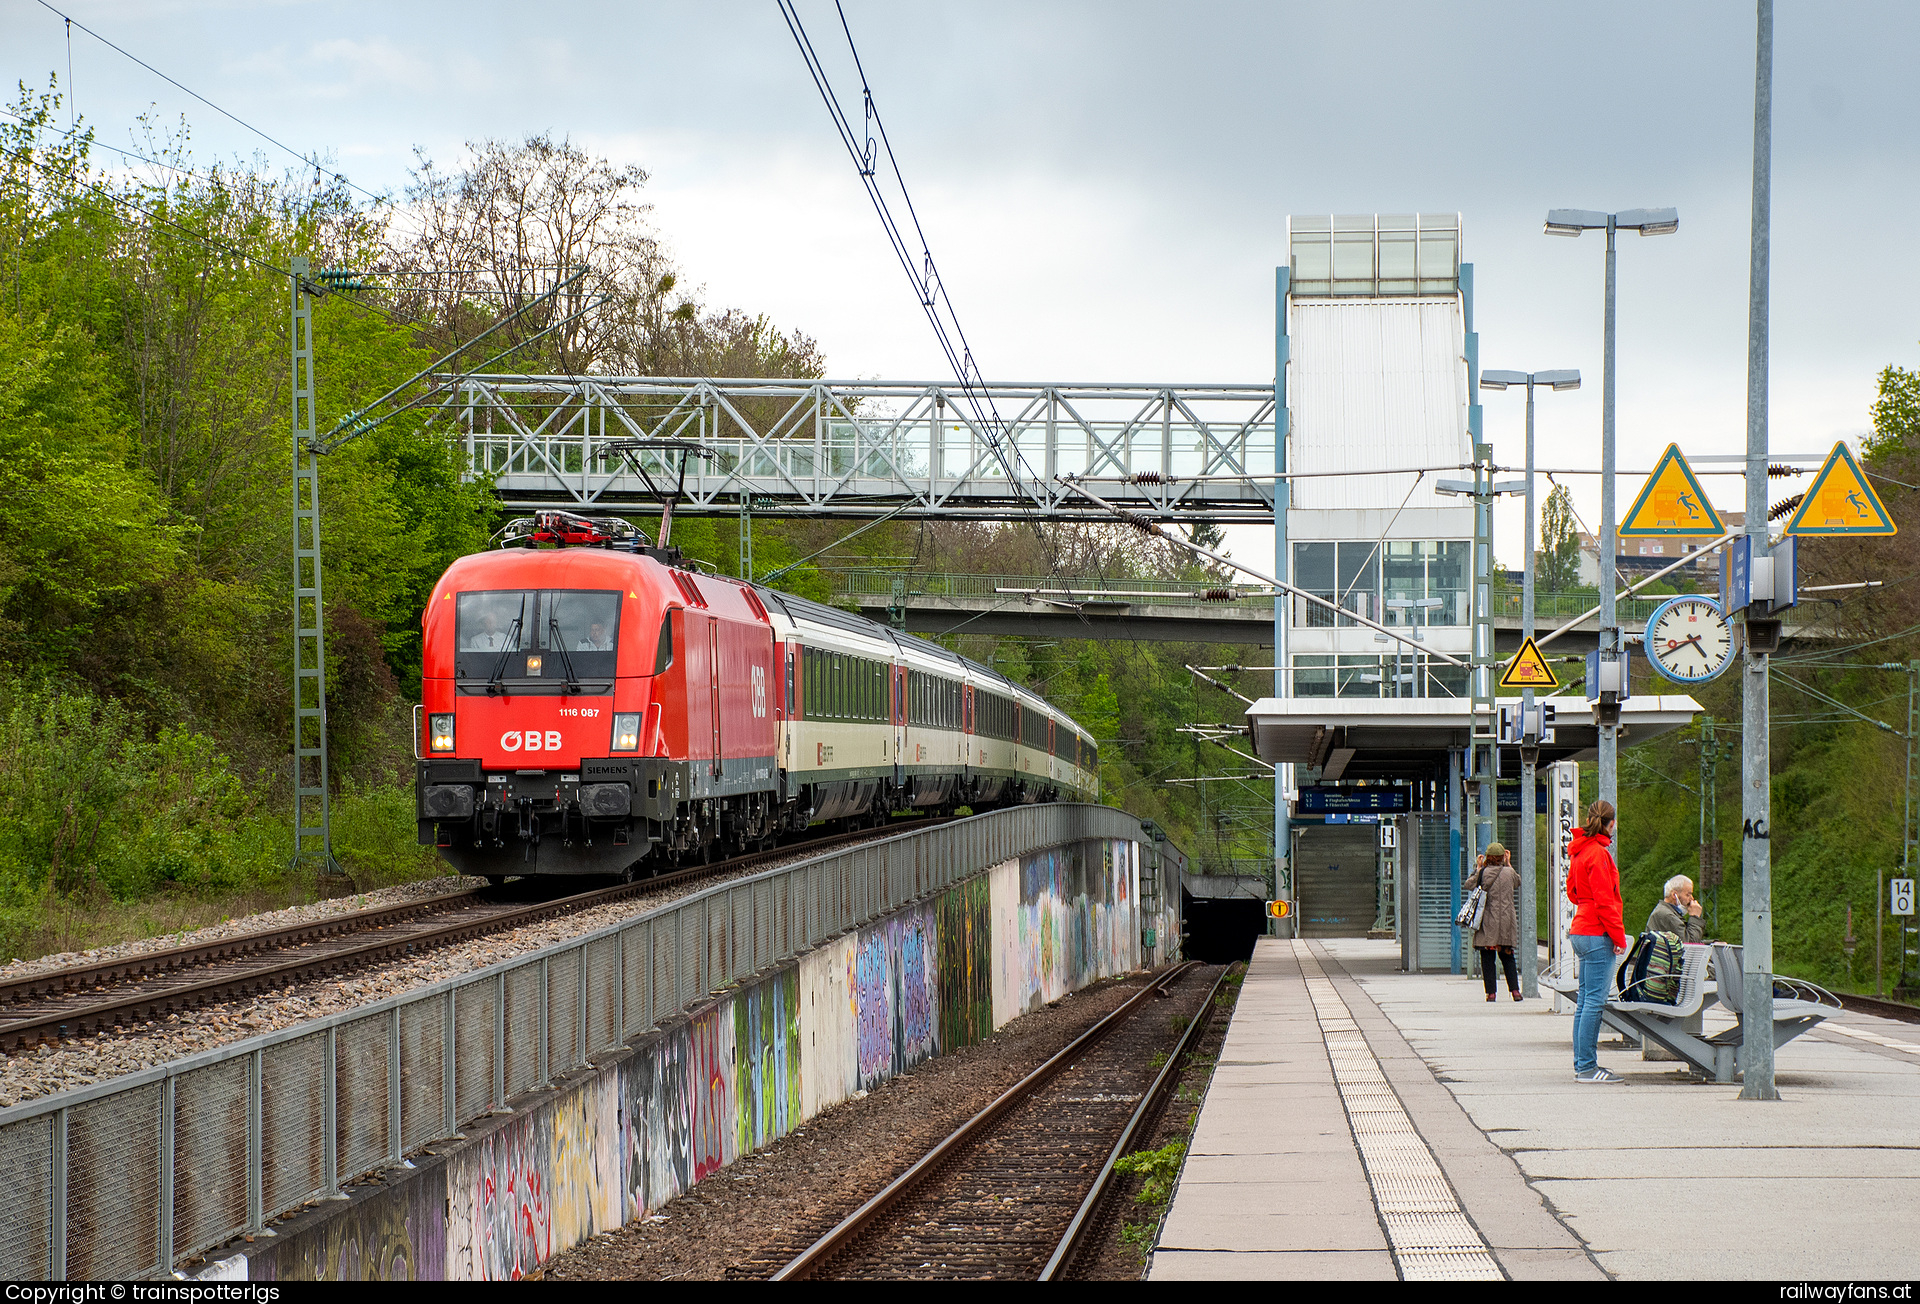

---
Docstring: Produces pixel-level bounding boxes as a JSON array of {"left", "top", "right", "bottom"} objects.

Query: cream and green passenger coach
[{"left": 756, "top": 588, "right": 1097, "bottom": 824}]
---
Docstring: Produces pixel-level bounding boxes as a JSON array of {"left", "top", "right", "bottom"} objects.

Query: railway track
[
  {"left": 0, "top": 818, "right": 944, "bottom": 1054},
  {"left": 770, "top": 961, "right": 1228, "bottom": 1281},
  {"left": 1836, "top": 991, "right": 1920, "bottom": 1025}
]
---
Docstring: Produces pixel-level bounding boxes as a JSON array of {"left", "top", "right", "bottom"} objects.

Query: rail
[
  {"left": 1042, "top": 964, "right": 1234, "bottom": 1279},
  {"left": 0, "top": 822, "right": 950, "bottom": 1053},
  {"left": 772, "top": 960, "right": 1203, "bottom": 1280},
  {"left": 0, "top": 802, "right": 1157, "bottom": 1281}
]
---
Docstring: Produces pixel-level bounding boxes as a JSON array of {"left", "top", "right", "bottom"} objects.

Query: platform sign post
[
  {"left": 1896, "top": 879, "right": 1918, "bottom": 993},
  {"left": 1549, "top": 760, "right": 1579, "bottom": 1013}
]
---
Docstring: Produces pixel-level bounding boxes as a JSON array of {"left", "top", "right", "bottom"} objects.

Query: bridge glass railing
[{"left": 468, "top": 418, "right": 1276, "bottom": 489}]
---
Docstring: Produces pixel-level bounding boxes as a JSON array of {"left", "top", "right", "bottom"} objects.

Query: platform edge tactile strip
[{"left": 1294, "top": 941, "right": 1503, "bottom": 1282}]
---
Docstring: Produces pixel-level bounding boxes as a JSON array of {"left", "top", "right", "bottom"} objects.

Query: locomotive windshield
[{"left": 455, "top": 589, "right": 623, "bottom": 689}]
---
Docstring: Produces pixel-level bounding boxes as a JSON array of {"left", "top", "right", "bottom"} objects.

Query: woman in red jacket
[{"left": 1566, "top": 799, "right": 1627, "bottom": 1083}]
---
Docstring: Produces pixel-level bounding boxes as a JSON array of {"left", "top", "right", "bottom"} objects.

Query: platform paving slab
[
  {"left": 1322, "top": 937, "right": 1920, "bottom": 1280},
  {"left": 1150, "top": 937, "right": 1603, "bottom": 1281},
  {"left": 1149, "top": 1249, "right": 1399, "bottom": 1281}
]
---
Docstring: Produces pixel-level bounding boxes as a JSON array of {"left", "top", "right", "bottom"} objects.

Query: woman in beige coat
[{"left": 1465, "top": 843, "right": 1521, "bottom": 1002}]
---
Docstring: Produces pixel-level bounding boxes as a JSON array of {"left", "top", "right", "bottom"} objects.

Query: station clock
[{"left": 1644, "top": 595, "right": 1735, "bottom": 685}]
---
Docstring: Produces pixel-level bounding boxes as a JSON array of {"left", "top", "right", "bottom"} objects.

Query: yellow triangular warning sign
[
  {"left": 1498, "top": 637, "right": 1559, "bottom": 691},
  {"left": 1784, "top": 442, "right": 1896, "bottom": 536},
  {"left": 1620, "top": 444, "right": 1724, "bottom": 535}
]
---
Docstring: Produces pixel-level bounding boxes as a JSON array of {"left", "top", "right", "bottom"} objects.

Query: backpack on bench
[{"left": 1616, "top": 931, "right": 1685, "bottom": 1004}]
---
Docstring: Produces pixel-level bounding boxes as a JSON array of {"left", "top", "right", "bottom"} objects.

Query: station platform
[{"left": 1149, "top": 938, "right": 1920, "bottom": 1281}]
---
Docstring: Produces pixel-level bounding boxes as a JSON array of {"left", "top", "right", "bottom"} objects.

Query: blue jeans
[{"left": 1571, "top": 932, "right": 1617, "bottom": 1074}]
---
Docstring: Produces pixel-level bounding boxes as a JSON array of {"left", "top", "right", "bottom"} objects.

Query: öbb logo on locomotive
[
  {"left": 500, "top": 730, "right": 566, "bottom": 752},
  {"left": 414, "top": 510, "right": 1100, "bottom": 884}
]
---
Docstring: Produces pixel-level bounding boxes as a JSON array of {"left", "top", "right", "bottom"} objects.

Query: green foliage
[
  {"left": 0, "top": 682, "right": 274, "bottom": 908},
  {"left": 1538, "top": 484, "right": 1583, "bottom": 591},
  {"left": 1118, "top": 1221, "right": 1158, "bottom": 1263},
  {"left": 1866, "top": 364, "right": 1920, "bottom": 458},
  {"left": 0, "top": 81, "right": 826, "bottom": 958},
  {"left": 1115, "top": 1138, "right": 1188, "bottom": 1208}
]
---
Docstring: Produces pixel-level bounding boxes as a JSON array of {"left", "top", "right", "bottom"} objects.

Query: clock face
[{"left": 1646, "top": 597, "right": 1734, "bottom": 684}]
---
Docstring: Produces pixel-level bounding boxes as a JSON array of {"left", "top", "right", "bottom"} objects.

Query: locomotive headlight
[
  {"left": 429, "top": 714, "right": 456, "bottom": 753},
  {"left": 525, "top": 655, "right": 543, "bottom": 677},
  {"left": 611, "top": 713, "right": 641, "bottom": 752}
]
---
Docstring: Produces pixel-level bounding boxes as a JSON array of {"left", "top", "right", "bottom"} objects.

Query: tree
[
  {"left": 1867, "top": 363, "right": 1920, "bottom": 458},
  {"left": 1537, "top": 484, "right": 1583, "bottom": 591}
]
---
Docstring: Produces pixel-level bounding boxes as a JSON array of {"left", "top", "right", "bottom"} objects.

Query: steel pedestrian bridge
[{"left": 440, "top": 376, "right": 1279, "bottom": 522}]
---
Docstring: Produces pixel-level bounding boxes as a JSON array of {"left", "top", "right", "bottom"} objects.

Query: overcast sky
[{"left": 7, "top": 0, "right": 1917, "bottom": 568}]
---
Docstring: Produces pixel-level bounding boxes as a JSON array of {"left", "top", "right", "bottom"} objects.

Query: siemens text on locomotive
[{"left": 414, "top": 512, "right": 1099, "bottom": 881}]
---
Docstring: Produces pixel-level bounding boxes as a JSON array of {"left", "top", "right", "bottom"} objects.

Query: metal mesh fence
[
  {"left": 335, "top": 1014, "right": 391, "bottom": 1177},
  {"left": 67, "top": 1083, "right": 161, "bottom": 1280},
  {"left": 621, "top": 929, "right": 650, "bottom": 1042},
  {"left": 586, "top": 937, "right": 620, "bottom": 1058},
  {"left": 398, "top": 1001, "right": 446, "bottom": 1154},
  {"left": 651, "top": 913, "right": 678, "bottom": 1032},
  {"left": 0, "top": 804, "right": 1149, "bottom": 1279},
  {"left": 260, "top": 1032, "right": 326, "bottom": 1217},
  {"left": 504, "top": 964, "right": 541, "bottom": 1099},
  {"left": 547, "top": 952, "right": 581, "bottom": 1077},
  {"left": 454, "top": 983, "right": 498, "bottom": 1125},
  {"left": 172, "top": 1059, "right": 250, "bottom": 1260},
  {"left": 0, "top": 1117, "right": 52, "bottom": 1279}
]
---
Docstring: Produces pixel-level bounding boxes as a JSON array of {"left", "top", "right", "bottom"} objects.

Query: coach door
[
  {"left": 962, "top": 684, "right": 974, "bottom": 769},
  {"left": 893, "top": 664, "right": 907, "bottom": 782},
  {"left": 708, "top": 621, "right": 722, "bottom": 780}
]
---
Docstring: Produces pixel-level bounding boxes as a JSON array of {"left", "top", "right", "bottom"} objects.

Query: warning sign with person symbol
[
  {"left": 1620, "top": 444, "right": 1724, "bottom": 536},
  {"left": 1498, "top": 637, "right": 1559, "bottom": 691},
  {"left": 1784, "top": 442, "right": 1896, "bottom": 536}
]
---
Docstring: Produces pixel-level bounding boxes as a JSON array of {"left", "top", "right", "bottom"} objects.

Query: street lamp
[
  {"left": 1480, "top": 367, "right": 1580, "bottom": 998},
  {"left": 1542, "top": 207, "right": 1678, "bottom": 836}
]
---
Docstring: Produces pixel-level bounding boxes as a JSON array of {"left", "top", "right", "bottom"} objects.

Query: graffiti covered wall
[
  {"left": 993, "top": 839, "right": 1140, "bottom": 1021},
  {"left": 250, "top": 1163, "right": 446, "bottom": 1281},
  {"left": 244, "top": 836, "right": 1142, "bottom": 1281}
]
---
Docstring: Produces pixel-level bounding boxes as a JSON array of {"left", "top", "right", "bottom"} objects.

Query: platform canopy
[{"left": 1242, "top": 695, "right": 1700, "bottom": 782}]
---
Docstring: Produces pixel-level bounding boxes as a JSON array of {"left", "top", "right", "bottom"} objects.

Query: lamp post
[
  {"left": 1481, "top": 367, "right": 1580, "bottom": 998},
  {"left": 1543, "top": 207, "right": 1678, "bottom": 838}
]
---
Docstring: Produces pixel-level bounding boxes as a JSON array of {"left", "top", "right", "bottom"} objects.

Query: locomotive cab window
[{"left": 455, "top": 589, "right": 622, "bottom": 690}]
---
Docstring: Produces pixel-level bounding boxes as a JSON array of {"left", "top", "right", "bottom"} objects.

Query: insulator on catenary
[
  {"left": 1119, "top": 510, "right": 1165, "bottom": 537},
  {"left": 1131, "top": 471, "right": 1166, "bottom": 484},
  {"left": 1768, "top": 493, "right": 1805, "bottom": 521},
  {"left": 1200, "top": 588, "right": 1236, "bottom": 602},
  {"left": 1768, "top": 464, "right": 1803, "bottom": 478}
]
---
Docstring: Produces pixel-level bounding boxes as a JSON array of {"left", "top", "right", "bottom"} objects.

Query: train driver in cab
[
  {"left": 577, "top": 620, "right": 614, "bottom": 652},
  {"left": 464, "top": 610, "right": 510, "bottom": 651}
]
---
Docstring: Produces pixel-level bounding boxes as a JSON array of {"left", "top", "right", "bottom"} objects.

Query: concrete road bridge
[{"left": 821, "top": 570, "right": 1842, "bottom": 653}]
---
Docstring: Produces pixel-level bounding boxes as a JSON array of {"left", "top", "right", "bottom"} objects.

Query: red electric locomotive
[{"left": 415, "top": 512, "right": 1097, "bottom": 881}]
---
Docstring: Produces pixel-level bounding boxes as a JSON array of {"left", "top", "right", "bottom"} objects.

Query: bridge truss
[{"left": 439, "top": 376, "right": 1278, "bottom": 522}]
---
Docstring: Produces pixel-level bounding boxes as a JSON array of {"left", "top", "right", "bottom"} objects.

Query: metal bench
[
  {"left": 1707, "top": 941, "right": 1841, "bottom": 1077},
  {"left": 1542, "top": 942, "right": 1716, "bottom": 1065},
  {"left": 1594, "top": 943, "right": 1738, "bottom": 1077},
  {"left": 1548, "top": 940, "right": 1841, "bottom": 1081}
]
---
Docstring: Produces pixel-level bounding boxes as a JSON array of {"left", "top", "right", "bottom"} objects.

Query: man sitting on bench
[{"left": 1647, "top": 875, "right": 1705, "bottom": 944}]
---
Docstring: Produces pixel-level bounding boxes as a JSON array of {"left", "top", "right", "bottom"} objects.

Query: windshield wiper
[
  {"left": 487, "top": 595, "right": 528, "bottom": 696},
  {"left": 549, "top": 617, "right": 582, "bottom": 694}
]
